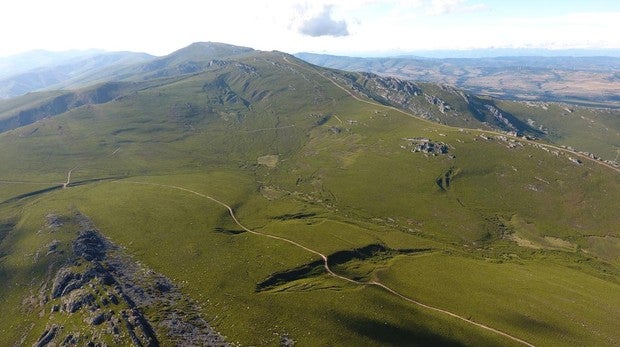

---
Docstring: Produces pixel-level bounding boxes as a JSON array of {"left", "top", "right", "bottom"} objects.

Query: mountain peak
[{"left": 168, "top": 42, "right": 254, "bottom": 60}]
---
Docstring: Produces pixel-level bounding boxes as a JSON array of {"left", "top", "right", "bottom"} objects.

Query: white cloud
[
  {"left": 0, "top": 0, "right": 618, "bottom": 57},
  {"left": 297, "top": 5, "right": 349, "bottom": 37}
]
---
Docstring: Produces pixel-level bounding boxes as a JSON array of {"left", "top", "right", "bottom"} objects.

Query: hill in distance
[
  {"left": 296, "top": 52, "right": 620, "bottom": 108},
  {"left": 0, "top": 50, "right": 154, "bottom": 99},
  {"left": 0, "top": 42, "right": 618, "bottom": 346},
  {"left": 0, "top": 49, "right": 109, "bottom": 78}
]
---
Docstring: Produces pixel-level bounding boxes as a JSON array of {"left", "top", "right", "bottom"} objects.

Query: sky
[{"left": 1, "top": 0, "right": 619, "bottom": 57}]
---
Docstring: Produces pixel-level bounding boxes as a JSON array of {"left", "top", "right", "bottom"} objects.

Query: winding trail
[
  {"left": 118, "top": 180, "right": 535, "bottom": 346},
  {"left": 282, "top": 56, "right": 619, "bottom": 174}
]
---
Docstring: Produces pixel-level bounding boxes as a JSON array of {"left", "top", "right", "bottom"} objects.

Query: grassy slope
[
  {"left": 496, "top": 100, "right": 620, "bottom": 161},
  {"left": 0, "top": 91, "right": 65, "bottom": 121},
  {"left": 329, "top": 70, "right": 619, "bottom": 162},
  {"left": 0, "top": 51, "right": 618, "bottom": 345}
]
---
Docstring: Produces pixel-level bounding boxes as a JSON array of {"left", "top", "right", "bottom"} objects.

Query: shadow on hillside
[
  {"left": 0, "top": 176, "right": 126, "bottom": 206},
  {"left": 332, "top": 312, "right": 465, "bottom": 346},
  {"left": 256, "top": 244, "right": 432, "bottom": 292},
  {"left": 499, "top": 312, "right": 573, "bottom": 339}
]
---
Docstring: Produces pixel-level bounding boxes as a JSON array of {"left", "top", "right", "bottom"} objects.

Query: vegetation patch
[{"left": 507, "top": 215, "right": 577, "bottom": 251}]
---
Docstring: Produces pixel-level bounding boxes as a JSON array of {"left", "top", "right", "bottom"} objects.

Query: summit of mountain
[{"left": 164, "top": 41, "right": 255, "bottom": 60}]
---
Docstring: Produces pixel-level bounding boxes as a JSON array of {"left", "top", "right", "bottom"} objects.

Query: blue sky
[{"left": 1, "top": 0, "right": 619, "bottom": 57}]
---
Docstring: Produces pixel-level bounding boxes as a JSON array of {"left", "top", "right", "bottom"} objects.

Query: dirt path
[
  {"left": 62, "top": 167, "right": 77, "bottom": 189},
  {"left": 110, "top": 147, "right": 121, "bottom": 156},
  {"left": 282, "top": 56, "right": 619, "bottom": 174},
  {"left": 243, "top": 125, "right": 296, "bottom": 133},
  {"left": 118, "top": 180, "right": 535, "bottom": 346}
]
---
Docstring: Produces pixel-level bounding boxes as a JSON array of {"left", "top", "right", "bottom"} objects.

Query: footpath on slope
[
  {"left": 281, "top": 56, "right": 619, "bottom": 174},
  {"left": 118, "top": 180, "right": 535, "bottom": 347}
]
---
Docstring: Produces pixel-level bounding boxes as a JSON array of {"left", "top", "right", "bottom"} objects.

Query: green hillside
[
  {"left": 325, "top": 70, "right": 620, "bottom": 162},
  {"left": 0, "top": 43, "right": 618, "bottom": 346}
]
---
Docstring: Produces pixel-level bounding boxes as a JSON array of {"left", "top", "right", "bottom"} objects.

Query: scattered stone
[
  {"left": 280, "top": 334, "right": 295, "bottom": 347},
  {"left": 51, "top": 267, "right": 81, "bottom": 299},
  {"left": 61, "top": 334, "right": 78, "bottom": 346},
  {"left": 328, "top": 126, "right": 342, "bottom": 134},
  {"left": 62, "top": 289, "right": 95, "bottom": 313},
  {"left": 568, "top": 157, "right": 582, "bottom": 165},
  {"left": 73, "top": 229, "right": 109, "bottom": 261},
  {"left": 34, "top": 324, "right": 59, "bottom": 347},
  {"left": 45, "top": 214, "right": 63, "bottom": 231},
  {"left": 402, "top": 137, "right": 449, "bottom": 155},
  {"left": 87, "top": 312, "right": 107, "bottom": 326},
  {"left": 108, "top": 294, "right": 119, "bottom": 305},
  {"left": 154, "top": 278, "right": 172, "bottom": 293}
]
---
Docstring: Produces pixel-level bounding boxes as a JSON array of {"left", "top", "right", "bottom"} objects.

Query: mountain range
[
  {"left": 0, "top": 42, "right": 618, "bottom": 346},
  {"left": 296, "top": 52, "right": 620, "bottom": 108}
]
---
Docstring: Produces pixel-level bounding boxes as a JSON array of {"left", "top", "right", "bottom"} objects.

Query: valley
[{"left": 0, "top": 43, "right": 618, "bottom": 346}]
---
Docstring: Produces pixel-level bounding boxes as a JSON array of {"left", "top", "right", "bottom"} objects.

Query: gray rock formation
[{"left": 34, "top": 212, "right": 227, "bottom": 346}]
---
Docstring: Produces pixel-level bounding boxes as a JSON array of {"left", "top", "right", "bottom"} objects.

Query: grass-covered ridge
[{"left": 0, "top": 43, "right": 618, "bottom": 346}]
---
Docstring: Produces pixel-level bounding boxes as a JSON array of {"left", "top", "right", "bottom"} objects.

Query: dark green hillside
[{"left": 0, "top": 43, "right": 618, "bottom": 346}]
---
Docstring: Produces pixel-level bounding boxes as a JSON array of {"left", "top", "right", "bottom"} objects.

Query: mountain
[
  {"left": 295, "top": 52, "right": 620, "bottom": 108},
  {"left": 395, "top": 48, "right": 620, "bottom": 59},
  {"left": 0, "top": 51, "right": 154, "bottom": 99},
  {"left": 0, "top": 49, "right": 107, "bottom": 78},
  {"left": 0, "top": 42, "right": 618, "bottom": 346},
  {"left": 3, "top": 49, "right": 617, "bottom": 162}
]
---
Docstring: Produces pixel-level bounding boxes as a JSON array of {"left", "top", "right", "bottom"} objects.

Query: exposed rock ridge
[{"left": 33, "top": 213, "right": 227, "bottom": 347}]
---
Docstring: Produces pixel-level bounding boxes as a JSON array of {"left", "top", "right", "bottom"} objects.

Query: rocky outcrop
[
  {"left": 62, "top": 289, "right": 95, "bottom": 313},
  {"left": 402, "top": 137, "right": 450, "bottom": 156},
  {"left": 33, "top": 324, "right": 59, "bottom": 347},
  {"left": 72, "top": 229, "right": 109, "bottom": 261},
  {"left": 202, "top": 76, "right": 250, "bottom": 108},
  {"left": 484, "top": 104, "right": 518, "bottom": 131},
  {"left": 33, "top": 213, "right": 227, "bottom": 346},
  {"left": 331, "top": 71, "right": 421, "bottom": 106}
]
